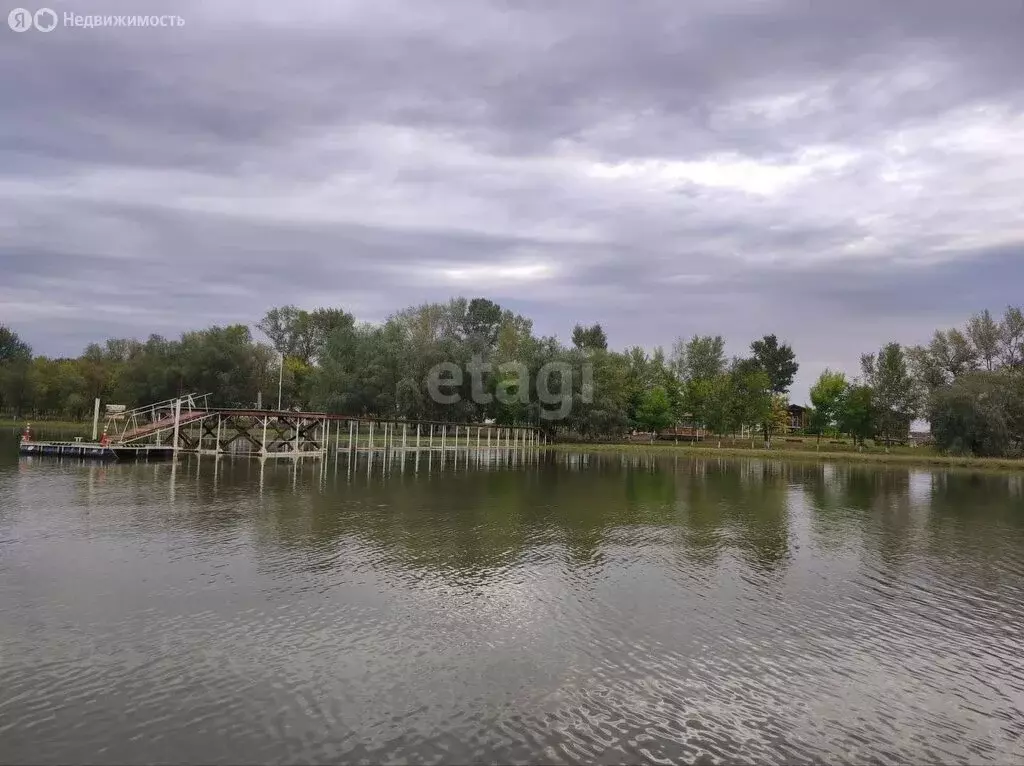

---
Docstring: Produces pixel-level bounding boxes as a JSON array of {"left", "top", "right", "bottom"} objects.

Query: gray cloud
[{"left": 2, "top": 0, "right": 1023, "bottom": 402}]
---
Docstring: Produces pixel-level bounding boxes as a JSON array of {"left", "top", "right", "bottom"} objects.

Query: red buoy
[{"left": 21, "top": 424, "right": 31, "bottom": 443}]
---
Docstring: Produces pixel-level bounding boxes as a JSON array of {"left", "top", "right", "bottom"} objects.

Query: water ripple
[{"left": 2, "top": 444, "right": 1024, "bottom": 763}]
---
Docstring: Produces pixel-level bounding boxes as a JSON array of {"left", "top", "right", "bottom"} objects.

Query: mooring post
[
  {"left": 415, "top": 423, "right": 420, "bottom": 450},
  {"left": 293, "top": 418, "right": 300, "bottom": 457},
  {"left": 216, "top": 414, "right": 223, "bottom": 455},
  {"left": 348, "top": 419, "right": 354, "bottom": 452},
  {"left": 261, "top": 416, "right": 268, "bottom": 457},
  {"left": 91, "top": 398, "right": 100, "bottom": 441},
  {"left": 368, "top": 421, "right": 375, "bottom": 455},
  {"left": 441, "top": 424, "right": 446, "bottom": 453},
  {"left": 429, "top": 424, "right": 434, "bottom": 451}
]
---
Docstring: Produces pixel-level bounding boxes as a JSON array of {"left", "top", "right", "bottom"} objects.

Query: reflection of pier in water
[{"left": 159, "top": 426, "right": 544, "bottom": 501}]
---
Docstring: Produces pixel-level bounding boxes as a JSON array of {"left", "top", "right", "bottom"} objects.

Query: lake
[{"left": 2, "top": 430, "right": 1024, "bottom": 764}]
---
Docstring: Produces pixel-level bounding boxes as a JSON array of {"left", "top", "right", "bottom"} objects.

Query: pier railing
[
  {"left": 108, "top": 393, "right": 211, "bottom": 443},
  {"left": 102, "top": 394, "right": 547, "bottom": 458}
]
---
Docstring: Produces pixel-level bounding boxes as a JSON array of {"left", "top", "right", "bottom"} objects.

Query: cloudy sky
[{"left": 2, "top": 0, "right": 1023, "bottom": 401}]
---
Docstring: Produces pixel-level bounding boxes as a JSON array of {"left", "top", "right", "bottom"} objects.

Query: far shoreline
[
  {"left": 548, "top": 441, "right": 1024, "bottom": 472},
  {"left": 6, "top": 419, "right": 1022, "bottom": 472}
]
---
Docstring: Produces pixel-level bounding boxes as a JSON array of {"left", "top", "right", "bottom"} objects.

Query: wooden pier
[{"left": 18, "top": 394, "right": 547, "bottom": 462}]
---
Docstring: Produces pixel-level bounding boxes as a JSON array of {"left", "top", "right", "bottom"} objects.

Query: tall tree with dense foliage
[
  {"left": 635, "top": 386, "right": 673, "bottom": 437},
  {"left": 967, "top": 309, "right": 1002, "bottom": 372},
  {"left": 0, "top": 325, "right": 33, "bottom": 417},
  {"left": 571, "top": 323, "right": 608, "bottom": 352},
  {"left": 750, "top": 334, "right": 798, "bottom": 395},
  {"left": 860, "top": 342, "right": 917, "bottom": 445},
  {"left": 838, "top": 385, "right": 876, "bottom": 447},
  {"left": 929, "top": 372, "right": 1023, "bottom": 457},
  {"left": 809, "top": 369, "right": 848, "bottom": 442}
]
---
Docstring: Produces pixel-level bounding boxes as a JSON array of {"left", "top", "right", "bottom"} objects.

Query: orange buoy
[
  {"left": 100, "top": 429, "right": 109, "bottom": 447},
  {"left": 21, "top": 424, "right": 31, "bottom": 443}
]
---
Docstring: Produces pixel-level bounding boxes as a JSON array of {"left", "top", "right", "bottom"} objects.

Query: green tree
[
  {"left": 672, "top": 335, "right": 726, "bottom": 382},
  {"left": 636, "top": 386, "right": 673, "bottom": 437},
  {"left": 1000, "top": 306, "right": 1024, "bottom": 371},
  {"left": 462, "top": 298, "right": 504, "bottom": 350},
  {"left": 258, "top": 305, "right": 354, "bottom": 365},
  {"left": 729, "top": 358, "right": 773, "bottom": 444},
  {"left": 929, "top": 328, "right": 977, "bottom": 380},
  {"left": 571, "top": 323, "right": 608, "bottom": 352},
  {"left": 809, "top": 369, "right": 848, "bottom": 443},
  {"left": 838, "top": 385, "right": 875, "bottom": 447},
  {"left": 929, "top": 372, "right": 1022, "bottom": 457},
  {"left": 750, "top": 334, "right": 799, "bottom": 394},
  {"left": 967, "top": 309, "right": 1002, "bottom": 372},
  {"left": 0, "top": 325, "right": 33, "bottom": 416},
  {"left": 861, "top": 342, "right": 918, "bottom": 445}
]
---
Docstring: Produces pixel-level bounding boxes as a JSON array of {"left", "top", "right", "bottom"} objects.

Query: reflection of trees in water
[
  {"left": 795, "top": 462, "right": 1024, "bottom": 568},
  {"left": 923, "top": 472, "right": 1024, "bottom": 564},
  {"left": 96, "top": 452, "right": 1021, "bottom": 588},
  {"left": 227, "top": 453, "right": 798, "bottom": 583},
  {"left": 55, "top": 449, "right": 1024, "bottom": 597},
  {"left": 653, "top": 457, "right": 792, "bottom": 574}
]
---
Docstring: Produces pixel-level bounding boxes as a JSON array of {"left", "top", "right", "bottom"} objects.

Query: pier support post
[
  {"left": 91, "top": 398, "right": 100, "bottom": 441},
  {"left": 403, "top": 423, "right": 407, "bottom": 452},
  {"left": 261, "top": 416, "right": 268, "bottom": 458},
  {"left": 172, "top": 398, "right": 182, "bottom": 455}
]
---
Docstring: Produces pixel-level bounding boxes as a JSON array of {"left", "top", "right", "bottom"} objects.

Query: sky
[{"left": 2, "top": 0, "right": 1023, "bottom": 403}]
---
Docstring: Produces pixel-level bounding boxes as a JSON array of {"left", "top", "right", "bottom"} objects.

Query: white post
[
  {"left": 172, "top": 398, "right": 182, "bottom": 454},
  {"left": 262, "top": 415, "right": 268, "bottom": 457},
  {"left": 216, "top": 414, "right": 223, "bottom": 454},
  {"left": 277, "top": 353, "right": 284, "bottom": 411},
  {"left": 477, "top": 427, "right": 481, "bottom": 450},
  {"left": 403, "top": 423, "right": 408, "bottom": 451},
  {"left": 429, "top": 425, "right": 434, "bottom": 451},
  {"left": 293, "top": 417, "right": 300, "bottom": 456},
  {"left": 91, "top": 398, "right": 100, "bottom": 441},
  {"left": 348, "top": 420, "right": 354, "bottom": 451},
  {"left": 416, "top": 423, "right": 421, "bottom": 450}
]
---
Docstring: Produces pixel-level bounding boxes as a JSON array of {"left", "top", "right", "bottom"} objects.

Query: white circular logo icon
[
  {"left": 34, "top": 7, "right": 57, "bottom": 31},
  {"left": 8, "top": 7, "right": 33, "bottom": 31}
]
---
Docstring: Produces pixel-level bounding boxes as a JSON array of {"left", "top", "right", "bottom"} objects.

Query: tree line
[{"left": 1, "top": 300, "right": 1022, "bottom": 457}]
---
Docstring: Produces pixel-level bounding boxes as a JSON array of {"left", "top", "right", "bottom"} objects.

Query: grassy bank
[
  {"left": 1, "top": 418, "right": 91, "bottom": 433},
  {"left": 548, "top": 440, "right": 1024, "bottom": 471}
]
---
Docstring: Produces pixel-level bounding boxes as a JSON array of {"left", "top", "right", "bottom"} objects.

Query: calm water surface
[{"left": 2, "top": 430, "right": 1024, "bottom": 764}]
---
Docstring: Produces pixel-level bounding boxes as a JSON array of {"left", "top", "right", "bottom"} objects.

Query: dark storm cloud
[{"left": 2, "top": 0, "right": 1023, "bottom": 401}]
